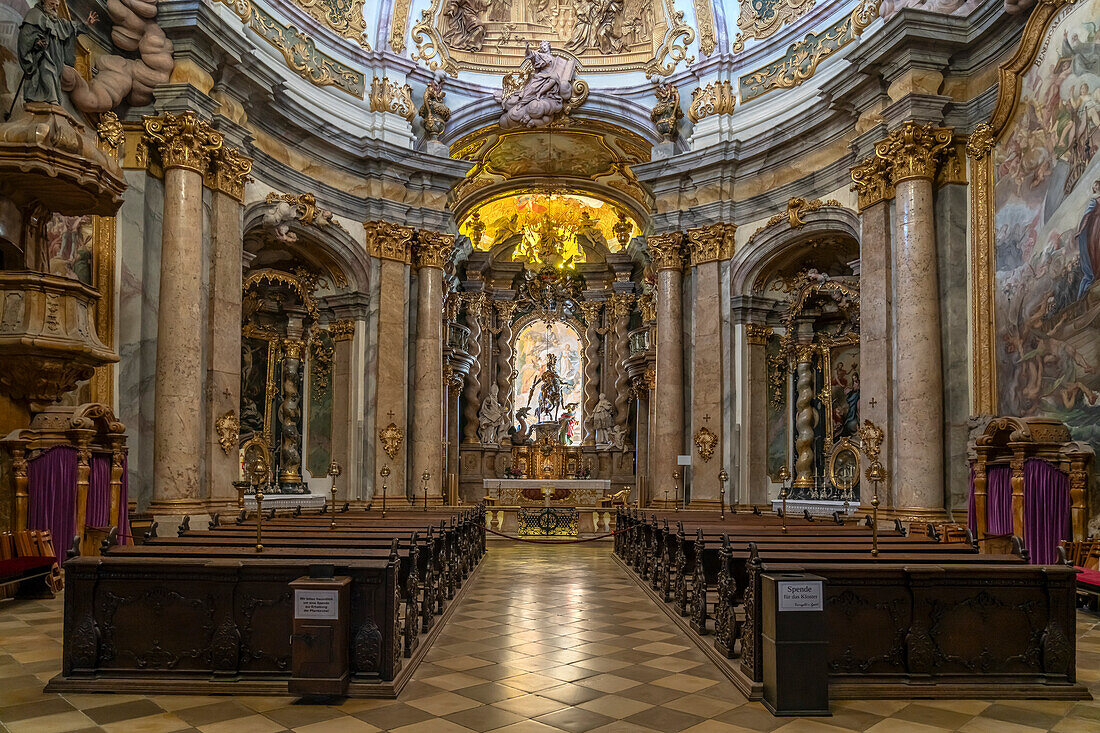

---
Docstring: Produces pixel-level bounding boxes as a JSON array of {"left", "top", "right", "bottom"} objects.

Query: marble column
[
  {"left": 792, "top": 345, "right": 817, "bottom": 493},
  {"left": 330, "top": 320, "right": 355, "bottom": 500},
  {"left": 367, "top": 221, "right": 414, "bottom": 499},
  {"left": 494, "top": 300, "right": 519, "bottom": 433},
  {"left": 445, "top": 368, "right": 463, "bottom": 503},
  {"left": 609, "top": 292, "right": 634, "bottom": 432},
  {"left": 649, "top": 233, "right": 685, "bottom": 507},
  {"left": 578, "top": 300, "right": 604, "bottom": 443},
  {"left": 686, "top": 223, "right": 735, "bottom": 509},
  {"left": 411, "top": 231, "right": 453, "bottom": 505},
  {"left": 145, "top": 112, "right": 223, "bottom": 517},
  {"left": 461, "top": 293, "right": 490, "bottom": 444},
  {"left": 279, "top": 322, "right": 306, "bottom": 489},
  {"left": 633, "top": 378, "right": 650, "bottom": 505},
  {"left": 876, "top": 122, "right": 952, "bottom": 518},
  {"left": 851, "top": 154, "right": 894, "bottom": 508},
  {"left": 204, "top": 145, "right": 252, "bottom": 505}
]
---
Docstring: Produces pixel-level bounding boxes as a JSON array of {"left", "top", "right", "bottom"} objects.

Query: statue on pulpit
[{"left": 527, "top": 353, "right": 569, "bottom": 422}]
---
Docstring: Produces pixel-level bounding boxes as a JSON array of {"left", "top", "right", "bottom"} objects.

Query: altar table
[{"left": 483, "top": 479, "right": 612, "bottom": 506}]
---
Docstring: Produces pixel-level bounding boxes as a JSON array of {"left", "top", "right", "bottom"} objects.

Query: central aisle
[{"left": 363, "top": 543, "right": 750, "bottom": 731}]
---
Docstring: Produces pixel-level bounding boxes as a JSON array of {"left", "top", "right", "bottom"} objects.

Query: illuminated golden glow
[{"left": 461, "top": 192, "right": 639, "bottom": 269}]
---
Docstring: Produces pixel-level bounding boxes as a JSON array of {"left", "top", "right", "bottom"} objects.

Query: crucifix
[
  {"left": 868, "top": 398, "right": 877, "bottom": 408},
  {"left": 387, "top": 409, "right": 395, "bottom": 419},
  {"left": 703, "top": 413, "right": 711, "bottom": 423}
]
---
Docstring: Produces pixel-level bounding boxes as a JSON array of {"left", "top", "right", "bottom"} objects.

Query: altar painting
[
  {"left": 513, "top": 319, "right": 583, "bottom": 443},
  {"left": 830, "top": 345, "right": 859, "bottom": 439},
  {"left": 993, "top": 0, "right": 1100, "bottom": 453}
]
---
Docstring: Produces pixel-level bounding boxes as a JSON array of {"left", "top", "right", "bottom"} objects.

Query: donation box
[
  {"left": 760, "top": 572, "right": 829, "bottom": 716},
  {"left": 289, "top": 569, "right": 351, "bottom": 697}
]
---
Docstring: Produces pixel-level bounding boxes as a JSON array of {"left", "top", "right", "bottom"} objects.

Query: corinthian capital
[
  {"left": 648, "top": 232, "right": 686, "bottom": 271},
  {"left": 850, "top": 154, "right": 894, "bottom": 212},
  {"left": 366, "top": 220, "right": 415, "bottom": 263},
  {"left": 686, "top": 222, "right": 736, "bottom": 265},
  {"left": 143, "top": 111, "right": 223, "bottom": 174},
  {"left": 414, "top": 230, "right": 455, "bottom": 269},
  {"left": 205, "top": 146, "right": 253, "bottom": 202},
  {"left": 874, "top": 121, "right": 953, "bottom": 183}
]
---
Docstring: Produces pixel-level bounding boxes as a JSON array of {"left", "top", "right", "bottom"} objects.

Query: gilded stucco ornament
[
  {"left": 216, "top": 411, "right": 240, "bottom": 455},
  {"left": 693, "top": 0, "right": 718, "bottom": 55},
  {"left": 850, "top": 154, "right": 894, "bottom": 212},
  {"left": 206, "top": 146, "right": 253, "bottom": 202},
  {"left": 746, "top": 198, "right": 844, "bottom": 244},
  {"left": 419, "top": 75, "right": 450, "bottom": 141},
  {"left": 296, "top": 0, "right": 370, "bottom": 48},
  {"left": 442, "top": 0, "right": 489, "bottom": 51},
  {"left": 687, "top": 80, "right": 735, "bottom": 123},
  {"left": 745, "top": 323, "right": 771, "bottom": 346},
  {"left": 96, "top": 112, "right": 125, "bottom": 151},
  {"left": 330, "top": 320, "right": 355, "bottom": 341},
  {"left": 645, "top": 0, "right": 696, "bottom": 78},
  {"left": 732, "top": 0, "right": 815, "bottom": 53},
  {"left": 366, "top": 220, "right": 415, "bottom": 262},
  {"left": 370, "top": 77, "right": 416, "bottom": 122},
  {"left": 379, "top": 422, "right": 404, "bottom": 460},
  {"left": 694, "top": 426, "right": 717, "bottom": 463}
]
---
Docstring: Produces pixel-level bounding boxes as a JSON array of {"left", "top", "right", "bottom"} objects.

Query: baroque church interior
[{"left": 2, "top": 0, "right": 1100, "bottom": 729}]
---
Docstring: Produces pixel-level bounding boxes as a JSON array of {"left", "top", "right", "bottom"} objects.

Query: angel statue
[{"left": 527, "top": 353, "right": 569, "bottom": 423}]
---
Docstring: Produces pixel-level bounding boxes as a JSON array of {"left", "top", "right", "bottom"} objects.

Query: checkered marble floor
[{"left": 3, "top": 543, "right": 1100, "bottom": 732}]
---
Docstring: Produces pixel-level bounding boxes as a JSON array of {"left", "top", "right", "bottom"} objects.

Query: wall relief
[{"left": 411, "top": 0, "right": 697, "bottom": 76}]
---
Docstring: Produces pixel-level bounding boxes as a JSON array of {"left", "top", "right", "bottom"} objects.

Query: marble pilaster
[
  {"left": 649, "top": 233, "right": 685, "bottom": 506},
  {"left": 367, "top": 221, "right": 413, "bottom": 499},
  {"left": 330, "top": 320, "right": 355, "bottom": 500},
  {"left": 145, "top": 112, "right": 222, "bottom": 516},
  {"left": 685, "top": 222, "right": 734, "bottom": 508},
  {"left": 740, "top": 326, "right": 771, "bottom": 507},
  {"left": 410, "top": 231, "right": 453, "bottom": 504},
  {"left": 204, "top": 146, "right": 251, "bottom": 504}
]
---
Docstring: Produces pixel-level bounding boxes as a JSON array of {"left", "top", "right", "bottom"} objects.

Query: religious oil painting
[
  {"left": 240, "top": 338, "right": 270, "bottom": 438},
  {"left": 46, "top": 214, "right": 93, "bottom": 284},
  {"left": 513, "top": 319, "right": 583, "bottom": 443},
  {"left": 994, "top": 0, "right": 1100, "bottom": 454},
  {"left": 830, "top": 344, "right": 859, "bottom": 439}
]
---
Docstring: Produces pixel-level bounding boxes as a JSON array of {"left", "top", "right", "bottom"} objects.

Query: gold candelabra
[
  {"left": 718, "top": 469, "right": 729, "bottom": 520},
  {"left": 777, "top": 464, "right": 791, "bottom": 534},
  {"left": 380, "top": 465, "right": 390, "bottom": 518},
  {"left": 858, "top": 420, "right": 886, "bottom": 558},
  {"left": 328, "top": 459, "right": 342, "bottom": 529},
  {"left": 672, "top": 470, "right": 681, "bottom": 511}
]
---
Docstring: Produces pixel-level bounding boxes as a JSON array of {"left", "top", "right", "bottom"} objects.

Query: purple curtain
[
  {"left": 968, "top": 464, "right": 1013, "bottom": 536},
  {"left": 27, "top": 446, "right": 77, "bottom": 563},
  {"left": 1024, "top": 458, "right": 1070, "bottom": 566},
  {"left": 85, "top": 454, "right": 111, "bottom": 528}
]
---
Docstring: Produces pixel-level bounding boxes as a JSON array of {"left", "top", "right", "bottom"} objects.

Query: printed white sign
[
  {"left": 294, "top": 589, "right": 339, "bottom": 619},
  {"left": 777, "top": 580, "right": 822, "bottom": 612},
  {"left": 677, "top": 455, "right": 692, "bottom": 466}
]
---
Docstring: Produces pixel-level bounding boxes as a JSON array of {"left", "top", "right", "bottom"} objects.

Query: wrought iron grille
[{"left": 518, "top": 507, "right": 578, "bottom": 537}]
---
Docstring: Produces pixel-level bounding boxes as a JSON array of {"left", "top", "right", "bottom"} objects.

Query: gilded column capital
[
  {"left": 366, "top": 220, "right": 415, "bottom": 263},
  {"left": 686, "top": 222, "right": 736, "bottom": 265},
  {"left": 607, "top": 292, "right": 635, "bottom": 323},
  {"left": 414, "top": 230, "right": 455, "bottom": 269},
  {"left": 494, "top": 299, "right": 520, "bottom": 323},
  {"left": 577, "top": 300, "right": 603, "bottom": 328},
  {"left": 745, "top": 323, "right": 771, "bottom": 346},
  {"left": 282, "top": 338, "right": 306, "bottom": 361},
  {"left": 330, "top": 320, "right": 355, "bottom": 341},
  {"left": 874, "top": 121, "right": 953, "bottom": 184},
  {"left": 850, "top": 155, "right": 894, "bottom": 212},
  {"left": 648, "top": 232, "right": 686, "bottom": 271},
  {"left": 205, "top": 145, "right": 253, "bottom": 202},
  {"left": 143, "top": 111, "right": 223, "bottom": 174}
]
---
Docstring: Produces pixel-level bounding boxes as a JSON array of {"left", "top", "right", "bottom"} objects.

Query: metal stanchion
[
  {"left": 719, "top": 469, "right": 729, "bottom": 520},
  {"left": 328, "top": 459, "right": 342, "bottom": 530},
  {"left": 380, "top": 465, "right": 390, "bottom": 518},
  {"left": 422, "top": 471, "right": 430, "bottom": 512},
  {"left": 672, "top": 470, "right": 681, "bottom": 512},
  {"left": 777, "top": 464, "right": 791, "bottom": 534},
  {"left": 858, "top": 420, "right": 886, "bottom": 558}
]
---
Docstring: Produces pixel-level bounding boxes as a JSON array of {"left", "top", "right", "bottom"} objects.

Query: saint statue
[
  {"left": 478, "top": 383, "right": 506, "bottom": 444},
  {"left": 497, "top": 41, "right": 585, "bottom": 129},
  {"left": 527, "top": 353, "right": 569, "bottom": 423},
  {"left": 18, "top": 0, "right": 98, "bottom": 107},
  {"left": 592, "top": 392, "right": 614, "bottom": 444}
]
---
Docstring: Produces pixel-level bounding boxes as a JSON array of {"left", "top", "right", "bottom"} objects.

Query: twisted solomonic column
[
  {"left": 577, "top": 300, "right": 604, "bottom": 443},
  {"left": 461, "top": 293, "right": 490, "bottom": 443},
  {"left": 792, "top": 345, "right": 817, "bottom": 493},
  {"left": 279, "top": 338, "right": 305, "bottom": 487},
  {"left": 609, "top": 292, "right": 635, "bottom": 431},
  {"left": 494, "top": 300, "right": 520, "bottom": 441}
]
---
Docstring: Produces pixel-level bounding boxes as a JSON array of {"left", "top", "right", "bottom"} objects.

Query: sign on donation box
[{"left": 761, "top": 573, "right": 829, "bottom": 717}]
